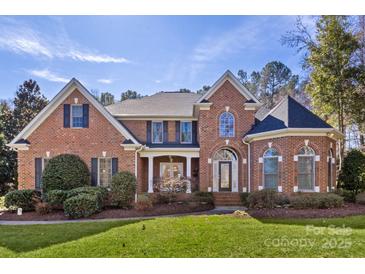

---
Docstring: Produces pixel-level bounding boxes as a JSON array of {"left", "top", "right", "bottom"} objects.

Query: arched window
[
  {"left": 219, "top": 112, "right": 235, "bottom": 137},
  {"left": 213, "top": 148, "right": 237, "bottom": 161},
  {"left": 298, "top": 146, "right": 315, "bottom": 191},
  {"left": 263, "top": 148, "right": 279, "bottom": 189}
]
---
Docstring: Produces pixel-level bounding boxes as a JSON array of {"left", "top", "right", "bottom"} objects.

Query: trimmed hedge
[
  {"left": 135, "top": 194, "right": 153, "bottom": 211},
  {"left": 64, "top": 194, "right": 99, "bottom": 218},
  {"left": 42, "top": 154, "right": 90, "bottom": 192},
  {"left": 67, "top": 186, "right": 108, "bottom": 210},
  {"left": 191, "top": 191, "right": 214, "bottom": 205},
  {"left": 289, "top": 193, "right": 344, "bottom": 209},
  {"left": 110, "top": 171, "right": 136, "bottom": 208},
  {"left": 4, "top": 190, "right": 41, "bottom": 211},
  {"left": 46, "top": 190, "right": 68, "bottom": 209},
  {"left": 247, "top": 189, "right": 289, "bottom": 209},
  {"left": 356, "top": 192, "right": 365, "bottom": 205},
  {"left": 240, "top": 193, "right": 250, "bottom": 207}
]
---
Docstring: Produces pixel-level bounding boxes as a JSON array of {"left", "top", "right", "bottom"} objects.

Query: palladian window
[
  {"left": 298, "top": 146, "right": 315, "bottom": 191},
  {"left": 219, "top": 112, "right": 234, "bottom": 137},
  {"left": 263, "top": 148, "right": 279, "bottom": 189}
]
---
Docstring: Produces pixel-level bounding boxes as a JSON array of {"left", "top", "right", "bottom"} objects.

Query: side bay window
[
  {"left": 91, "top": 157, "right": 118, "bottom": 187},
  {"left": 63, "top": 103, "right": 89, "bottom": 128}
]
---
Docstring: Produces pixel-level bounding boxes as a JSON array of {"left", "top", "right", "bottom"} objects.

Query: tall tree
[
  {"left": 179, "top": 88, "right": 191, "bottom": 93},
  {"left": 196, "top": 85, "right": 210, "bottom": 95},
  {"left": 100, "top": 92, "right": 115, "bottom": 106},
  {"left": 120, "top": 90, "right": 143, "bottom": 101}
]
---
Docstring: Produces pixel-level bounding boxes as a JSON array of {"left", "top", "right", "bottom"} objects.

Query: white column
[
  {"left": 186, "top": 156, "right": 192, "bottom": 193},
  {"left": 148, "top": 156, "right": 154, "bottom": 193}
]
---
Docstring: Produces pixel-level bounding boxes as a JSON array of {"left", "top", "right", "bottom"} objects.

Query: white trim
[
  {"left": 116, "top": 116, "right": 198, "bottom": 120},
  {"left": 197, "top": 70, "right": 260, "bottom": 104},
  {"left": 7, "top": 143, "right": 29, "bottom": 150},
  {"left": 244, "top": 128, "right": 344, "bottom": 142},
  {"left": 9, "top": 78, "right": 139, "bottom": 146},
  {"left": 193, "top": 103, "right": 212, "bottom": 111},
  {"left": 139, "top": 149, "right": 199, "bottom": 158},
  {"left": 180, "top": 121, "right": 192, "bottom": 144},
  {"left": 151, "top": 121, "right": 163, "bottom": 144}
]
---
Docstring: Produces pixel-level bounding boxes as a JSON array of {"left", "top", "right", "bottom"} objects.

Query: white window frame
[
  {"left": 151, "top": 121, "right": 163, "bottom": 144},
  {"left": 71, "top": 104, "right": 83, "bottom": 128},
  {"left": 97, "top": 157, "right": 112, "bottom": 187},
  {"left": 42, "top": 157, "right": 50, "bottom": 171},
  {"left": 297, "top": 147, "right": 316, "bottom": 192},
  {"left": 180, "top": 121, "right": 192, "bottom": 144},
  {"left": 160, "top": 162, "right": 184, "bottom": 179},
  {"left": 219, "top": 112, "right": 235, "bottom": 138},
  {"left": 262, "top": 149, "right": 279, "bottom": 190}
]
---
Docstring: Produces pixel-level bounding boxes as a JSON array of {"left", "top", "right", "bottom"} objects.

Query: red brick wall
[
  {"left": 121, "top": 120, "right": 147, "bottom": 143},
  {"left": 17, "top": 89, "right": 135, "bottom": 189},
  {"left": 198, "top": 80, "right": 254, "bottom": 192},
  {"left": 250, "top": 136, "right": 336, "bottom": 193}
]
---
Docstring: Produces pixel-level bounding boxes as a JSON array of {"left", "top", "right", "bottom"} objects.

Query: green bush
[
  {"left": 335, "top": 188, "right": 356, "bottom": 203},
  {"left": 191, "top": 191, "right": 214, "bottom": 205},
  {"left": 67, "top": 186, "right": 108, "bottom": 210},
  {"left": 42, "top": 154, "right": 90, "bottom": 192},
  {"left": 289, "top": 193, "right": 344, "bottom": 209},
  {"left": 4, "top": 189, "right": 41, "bottom": 211},
  {"left": 135, "top": 194, "right": 153, "bottom": 211},
  {"left": 46, "top": 190, "right": 68, "bottom": 209},
  {"left": 356, "top": 192, "right": 365, "bottom": 205},
  {"left": 240, "top": 193, "right": 250, "bottom": 207},
  {"left": 0, "top": 196, "right": 5, "bottom": 210},
  {"left": 338, "top": 150, "right": 365, "bottom": 195},
  {"left": 63, "top": 194, "right": 99, "bottom": 218},
  {"left": 247, "top": 189, "right": 288, "bottom": 209},
  {"left": 35, "top": 202, "right": 51, "bottom": 215},
  {"left": 110, "top": 171, "right": 136, "bottom": 208}
]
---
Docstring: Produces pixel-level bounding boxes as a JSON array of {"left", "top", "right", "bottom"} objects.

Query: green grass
[{"left": 1, "top": 215, "right": 365, "bottom": 257}]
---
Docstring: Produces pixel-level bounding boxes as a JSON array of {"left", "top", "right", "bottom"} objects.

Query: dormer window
[
  {"left": 219, "top": 112, "right": 235, "bottom": 137},
  {"left": 71, "top": 105, "right": 83, "bottom": 128}
]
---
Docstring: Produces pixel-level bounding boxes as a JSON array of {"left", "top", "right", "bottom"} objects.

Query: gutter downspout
[
  {"left": 242, "top": 138, "right": 250, "bottom": 193},
  {"left": 134, "top": 145, "right": 146, "bottom": 202}
]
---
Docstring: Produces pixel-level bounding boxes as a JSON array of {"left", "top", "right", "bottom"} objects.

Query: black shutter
[
  {"left": 91, "top": 158, "right": 98, "bottom": 186},
  {"left": 146, "top": 121, "right": 151, "bottom": 144},
  {"left": 176, "top": 121, "right": 180, "bottom": 143},
  {"left": 83, "top": 104, "right": 89, "bottom": 128},
  {"left": 112, "top": 158, "right": 118, "bottom": 176},
  {"left": 63, "top": 104, "right": 70, "bottom": 128},
  {"left": 192, "top": 121, "right": 198, "bottom": 144},
  {"left": 35, "top": 158, "right": 42, "bottom": 190},
  {"left": 163, "top": 121, "right": 168, "bottom": 143}
]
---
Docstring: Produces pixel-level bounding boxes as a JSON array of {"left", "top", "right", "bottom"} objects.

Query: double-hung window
[
  {"left": 98, "top": 158, "right": 112, "bottom": 187},
  {"left": 152, "top": 121, "right": 163, "bottom": 143},
  {"left": 71, "top": 105, "right": 83, "bottom": 128},
  {"left": 298, "top": 146, "right": 315, "bottom": 191},
  {"left": 263, "top": 148, "right": 279, "bottom": 189},
  {"left": 180, "top": 121, "right": 192, "bottom": 143}
]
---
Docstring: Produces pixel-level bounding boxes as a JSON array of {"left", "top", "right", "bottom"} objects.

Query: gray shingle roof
[
  {"left": 106, "top": 92, "right": 201, "bottom": 117},
  {"left": 247, "top": 96, "right": 333, "bottom": 136}
]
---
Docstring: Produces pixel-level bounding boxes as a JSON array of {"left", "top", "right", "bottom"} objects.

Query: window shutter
[
  {"left": 163, "top": 121, "right": 168, "bottom": 143},
  {"left": 91, "top": 158, "right": 98, "bottom": 186},
  {"left": 146, "top": 121, "right": 151, "bottom": 144},
  {"left": 175, "top": 121, "right": 180, "bottom": 143},
  {"left": 212, "top": 160, "right": 219, "bottom": 192},
  {"left": 35, "top": 158, "right": 42, "bottom": 190},
  {"left": 112, "top": 158, "right": 118, "bottom": 175},
  {"left": 83, "top": 104, "right": 89, "bottom": 128},
  {"left": 63, "top": 104, "right": 70, "bottom": 128},
  {"left": 192, "top": 121, "right": 197, "bottom": 144}
]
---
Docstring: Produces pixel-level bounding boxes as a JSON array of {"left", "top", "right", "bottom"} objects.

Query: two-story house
[{"left": 8, "top": 70, "right": 343, "bottom": 205}]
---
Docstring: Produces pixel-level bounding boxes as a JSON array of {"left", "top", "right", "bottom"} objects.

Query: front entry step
[{"left": 213, "top": 192, "right": 241, "bottom": 206}]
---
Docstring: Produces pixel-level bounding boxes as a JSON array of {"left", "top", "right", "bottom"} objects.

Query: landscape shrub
[
  {"left": 35, "top": 202, "right": 51, "bottom": 215},
  {"left": 289, "top": 193, "right": 344, "bottom": 209},
  {"left": 338, "top": 150, "right": 365, "bottom": 195},
  {"left": 46, "top": 189, "right": 68, "bottom": 209},
  {"left": 335, "top": 188, "right": 356, "bottom": 203},
  {"left": 4, "top": 189, "right": 41, "bottom": 211},
  {"left": 110, "top": 171, "right": 136, "bottom": 208},
  {"left": 0, "top": 196, "right": 5, "bottom": 210},
  {"left": 247, "top": 189, "right": 288, "bottom": 209},
  {"left": 67, "top": 186, "right": 108, "bottom": 210},
  {"left": 356, "top": 192, "right": 365, "bottom": 205},
  {"left": 191, "top": 191, "right": 214, "bottom": 205},
  {"left": 42, "top": 154, "right": 90, "bottom": 192},
  {"left": 63, "top": 194, "right": 99, "bottom": 218},
  {"left": 135, "top": 194, "right": 153, "bottom": 211},
  {"left": 240, "top": 193, "right": 250, "bottom": 207}
]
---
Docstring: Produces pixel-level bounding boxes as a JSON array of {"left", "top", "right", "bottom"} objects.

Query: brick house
[{"left": 8, "top": 70, "right": 343, "bottom": 205}]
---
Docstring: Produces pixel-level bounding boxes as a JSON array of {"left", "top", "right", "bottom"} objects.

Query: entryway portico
[
  {"left": 139, "top": 148, "right": 200, "bottom": 193},
  {"left": 212, "top": 148, "right": 239, "bottom": 192}
]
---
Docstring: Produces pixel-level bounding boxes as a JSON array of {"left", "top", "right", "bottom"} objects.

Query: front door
[{"left": 219, "top": 161, "right": 231, "bottom": 191}]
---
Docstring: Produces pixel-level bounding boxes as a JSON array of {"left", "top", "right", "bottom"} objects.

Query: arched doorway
[{"left": 212, "top": 148, "right": 238, "bottom": 192}]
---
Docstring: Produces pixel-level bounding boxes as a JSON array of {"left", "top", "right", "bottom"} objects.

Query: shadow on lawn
[{"left": 0, "top": 220, "right": 142, "bottom": 253}]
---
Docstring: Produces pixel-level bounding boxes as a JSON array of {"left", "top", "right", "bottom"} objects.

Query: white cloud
[
  {"left": 154, "top": 80, "right": 161, "bottom": 84},
  {"left": 97, "top": 78, "right": 113, "bottom": 84},
  {"left": 29, "top": 69, "right": 69, "bottom": 83},
  {"left": 0, "top": 18, "right": 129, "bottom": 64}
]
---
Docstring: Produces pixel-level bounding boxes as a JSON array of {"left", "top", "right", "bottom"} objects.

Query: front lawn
[{"left": 1, "top": 215, "right": 365, "bottom": 257}]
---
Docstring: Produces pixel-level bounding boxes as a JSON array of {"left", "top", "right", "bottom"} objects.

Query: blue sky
[{"left": 0, "top": 16, "right": 312, "bottom": 100}]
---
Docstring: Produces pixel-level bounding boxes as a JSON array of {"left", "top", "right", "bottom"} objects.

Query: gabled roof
[
  {"left": 197, "top": 70, "right": 260, "bottom": 104},
  {"left": 107, "top": 92, "right": 201, "bottom": 117},
  {"left": 9, "top": 78, "right": 139, "bottom": 146},
  {"left": 246, "top": 96, "right": 335, "bottom": 136}
]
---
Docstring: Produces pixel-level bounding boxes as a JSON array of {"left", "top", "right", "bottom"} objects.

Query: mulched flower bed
[
  {"left": 0, "top": 203, "right": 214, "bottom": 221},
  {"left": 247, "top": 203, "right": 365, "bottom": 219}
]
